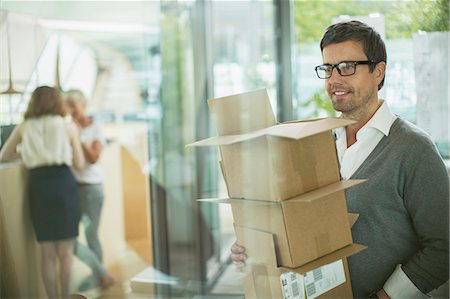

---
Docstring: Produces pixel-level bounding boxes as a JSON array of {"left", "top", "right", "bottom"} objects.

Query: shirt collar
[
  {"left": 333, "top": 100, "right": 397, "bottom": 139},
  {"left": 364, "top": 100, "right": 397, "bottom": 136}
]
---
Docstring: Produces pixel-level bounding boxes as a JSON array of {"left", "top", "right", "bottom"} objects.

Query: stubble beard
[{"left": 330, "top": 89, "right": 375, "bottom": 120}]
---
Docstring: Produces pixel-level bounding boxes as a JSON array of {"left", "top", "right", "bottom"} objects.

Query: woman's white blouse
[{"left": 21, "top": 115, "right": 73, "bottom": 168}]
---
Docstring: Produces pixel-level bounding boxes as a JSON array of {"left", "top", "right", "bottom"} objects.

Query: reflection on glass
[
  {"left": 292, "top": 0, "right": 447, "bottom": 122},
  {"left": 211, "top": 1, "right": 278, "bottom": 111}
]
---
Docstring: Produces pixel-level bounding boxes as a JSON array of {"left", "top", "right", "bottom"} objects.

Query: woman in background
[
  {"left": 65, "top": 90, "right": 115, "bottom": 290},
  {"left": 0, "top": 86, "right": 84, "bottom": 298}
]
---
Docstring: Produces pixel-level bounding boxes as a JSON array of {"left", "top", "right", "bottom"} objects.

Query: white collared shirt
[
  {"left": 335, "top": 100, "right": 397, "bottom": 180},
  {"left": 335, "top": 101, "right": 429, "bottom": 298}
]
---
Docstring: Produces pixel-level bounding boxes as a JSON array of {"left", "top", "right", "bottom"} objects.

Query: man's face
[{"left": 322, "top": 40, "right": 382, "bottom": 116}]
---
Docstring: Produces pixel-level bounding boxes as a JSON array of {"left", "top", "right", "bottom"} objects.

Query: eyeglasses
[{"left": 315, "top": 60, "right": 377, "bottom": 79}]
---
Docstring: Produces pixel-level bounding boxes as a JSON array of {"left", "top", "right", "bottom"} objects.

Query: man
[{"left": 231, "top": 20, "right": 449, "bottom": 298}]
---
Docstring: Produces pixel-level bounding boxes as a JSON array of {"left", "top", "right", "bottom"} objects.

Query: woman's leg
[
  {"left": 74, "top": 240, "right": 106, "bottom": 279},
  {"left": 56, "top": 238, "right": 75, "bottom": 298},
  {"left": 81, "top": 184, "right": 104, "bottom": 261},
  {"left": 40, "top": 242, "right": 58, "bottom": 299}
]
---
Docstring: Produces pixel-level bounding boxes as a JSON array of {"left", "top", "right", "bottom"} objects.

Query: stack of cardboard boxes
[{"left": 190, "top": 89, "right": 366, "bottom": 298}]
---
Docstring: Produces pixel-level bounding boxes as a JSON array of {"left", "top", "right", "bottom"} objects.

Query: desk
[{"left": 0, "top": 161, "right": 45, "bottom": 298}]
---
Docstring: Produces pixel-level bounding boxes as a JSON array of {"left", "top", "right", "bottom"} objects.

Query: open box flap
[
  {"left": 197, "top": 180, "right": 365, "bottom": 205},
  {"left": 208, "top": 89, "right": 276, "bottom": 135},
  {"left": 266, "top": 118, "right": 355, "bottom": 140},
  {"left": 282, "top": 243, "right": 366, "bottom": 274},
  {"left": 187, "top": 118, "right": 356, "bottom": 147},
  {"left": 348, "top": 213, "right": 359, "bottom": 228},
  {"left": 197, "top": 197, "right": 279, "bottom": 206},
  {"left": 235, "top": 224, "right": 278, "bottom": 267},
  {"left": 187, "top": 127, "right": 270, "bottom": 147},
  {"left": 285, "top": 180, "right": 366, "bottom": 203},
  {"left": 235, "top": 224, "right": 366, "bottom": 271},
  {"left": 197, "top": 198, "right": 233, "bottom": 204}
]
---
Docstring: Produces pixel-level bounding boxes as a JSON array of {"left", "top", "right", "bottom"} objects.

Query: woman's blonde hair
[
  {"left": 64, "top": 89, "right": 87, "bottom": 106},
  {"left": 24, "top": 86, "right": 66, "bottom": 119}
]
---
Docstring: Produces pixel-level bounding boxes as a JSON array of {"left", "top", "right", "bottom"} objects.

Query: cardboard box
[
  {"left": 208, "top": 89, "right": 277, "bottom": 135},
  {"left": 199, "top": 180, "right": 365, "bottom": 268},
  {"left": 279, "top": 257, "right": 351, "bottom": 299},
  {"left": 188, "top": 89, "right": 355, "bottom": 201},
  {"left": 235, "top": 219, "right": 366, "bottom": 299}
]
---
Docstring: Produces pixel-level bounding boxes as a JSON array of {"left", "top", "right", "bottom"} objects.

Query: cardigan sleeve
[{"left": 401, "top": 143, "right": 449, "bottom": 293}]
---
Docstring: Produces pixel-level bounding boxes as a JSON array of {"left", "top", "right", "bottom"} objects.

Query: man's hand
[
  {"left": 376, "top": 289, "right": 390, "bottom": 299},
  {"left": 230, "top": 242, "right": 247, "bottom": 272}
]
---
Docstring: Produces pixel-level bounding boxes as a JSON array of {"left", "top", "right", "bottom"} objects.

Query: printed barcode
[
  {"left": 291, "top": 281, "right": 300, "bottom": 297},
  {"left": 313, "top": 268, "right": 323, "bottom": 281},
  {"left": 306, "top": 282, "right": 316, "bottom": 296}
]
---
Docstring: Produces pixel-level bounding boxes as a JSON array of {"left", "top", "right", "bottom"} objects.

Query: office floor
[
  {"left": 72, "top": 243, "right": 245, "bottom": 299},
  {"left": 71, "top": 243, "right": 147, "bottom": 298}
]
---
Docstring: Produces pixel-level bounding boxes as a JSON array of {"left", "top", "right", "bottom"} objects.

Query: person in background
[
  {"left": 64, "top": 90, "right": 115, "bottom": 290},
  {"left": 231, "top": 20, "right": 449, "bottom": 299},
  {"left": 0, "top": 86, "right": 85, "bottom": 298}
]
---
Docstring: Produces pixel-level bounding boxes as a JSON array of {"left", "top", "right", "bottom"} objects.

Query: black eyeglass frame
[{"left": 314, "top": 60, "right": 378, "bottom": 79}]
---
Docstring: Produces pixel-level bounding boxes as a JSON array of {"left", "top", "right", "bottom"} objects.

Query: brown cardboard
[
  {"left": 246, "top": 257, "right": 354, "bottom": 299},
  {"left": 235, "top": 225, "right": 366, "bottom": 299},
  {"left": 208, "top": 89, "right": 276, "bottom": 135},
  {"left": 200, "top": 180, "right": 365, "bottom": 267},
  {"left": 188, "top": 90, "right": 355, "bottom": 201},
  {"left": 225, "top": 130, "right": 342, "bottom": 201},
  {"left": 348, "top": 213, "right": 359, "bottom": 228},
  {"left": 191, "top": 121, "right": 354, "bottom": 201}
]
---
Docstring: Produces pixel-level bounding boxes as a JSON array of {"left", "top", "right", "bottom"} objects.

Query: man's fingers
[
  {"left": 231, "top": 242, "right": 247, "bottom": 272},
  {"left": 233, "top": 261, "right": 246, "bottom": 272},
  {"left": 231, "top": 253, "right": 247, "bottom": 262},
  {"left": 231, "top": 242, "right": 245, "bottom": 254}
]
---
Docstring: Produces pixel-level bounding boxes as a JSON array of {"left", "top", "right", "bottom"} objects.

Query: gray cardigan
[{"left": 345, "top": 118, "right": 449, "bottom": 298}]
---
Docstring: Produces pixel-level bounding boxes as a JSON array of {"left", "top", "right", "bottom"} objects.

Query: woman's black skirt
[{"left": 28, "top": 164, "right": 80, "bottom": 242}]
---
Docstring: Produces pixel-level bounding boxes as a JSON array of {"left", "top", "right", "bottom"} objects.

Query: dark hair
[
  {"left": 320, "top": 20, "right": 387, "bottom": 90},
  {"left": 24, "top": 86, "right": 66, "bottom": 119}
]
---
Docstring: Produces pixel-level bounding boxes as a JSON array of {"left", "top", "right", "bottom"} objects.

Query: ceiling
[
  {"left": 1, "top": 1, "right": 160, "bottom": 45},
  {"left": 1, "top": 1, "right": 160, "bottom": 25},
  {"left": 0, "top": 0, "right": 163, "bottom": 108}
]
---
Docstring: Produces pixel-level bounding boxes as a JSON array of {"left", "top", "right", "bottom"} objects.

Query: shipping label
[{"left": 280, "top": 259, "right": 345, "bottom": 299}]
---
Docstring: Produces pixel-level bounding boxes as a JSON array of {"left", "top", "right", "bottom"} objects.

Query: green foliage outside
[
  {"left": 300, "top": 88, "right": 336, "bottom": 118},
  {"left": 294, "top": 0, "right": 449, "bottom": 43}
]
